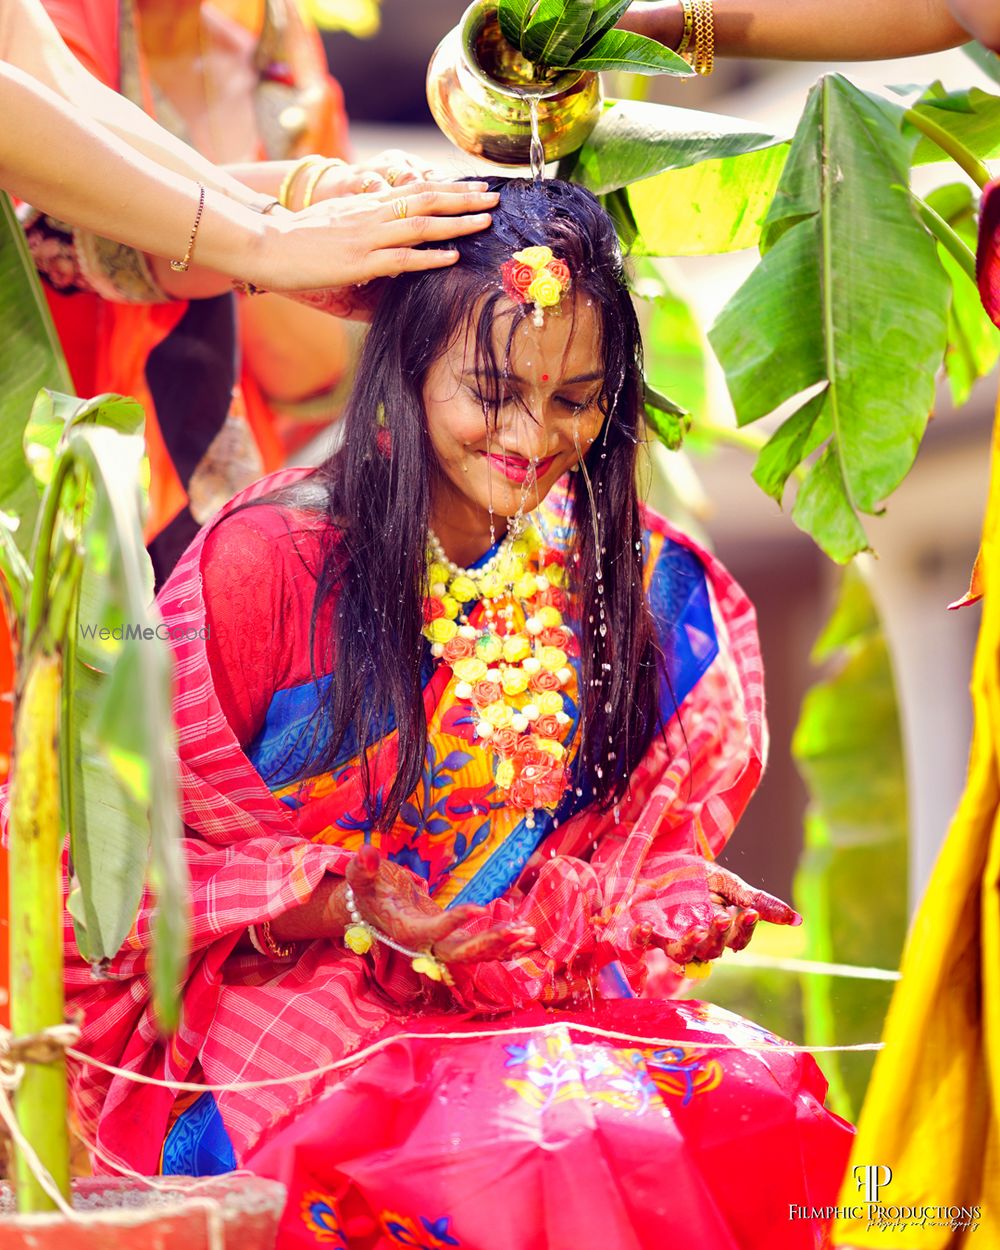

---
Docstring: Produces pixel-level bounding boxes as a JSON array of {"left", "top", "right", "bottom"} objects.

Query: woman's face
[{"left": 422, "top": 294, "right": 605, "bottom": 538}]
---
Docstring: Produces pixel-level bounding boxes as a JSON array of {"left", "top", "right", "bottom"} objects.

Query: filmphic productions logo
[
  {"left": 788, "top": 1163, "right": 983, "bottom": 1234},
  {"left": 856, "top": 1165, "right": 893, "bottom": 1204}
]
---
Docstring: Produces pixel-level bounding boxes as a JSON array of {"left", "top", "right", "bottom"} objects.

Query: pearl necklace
[{"left": 425, "top": 525, "right": 517, "bottom": 582}]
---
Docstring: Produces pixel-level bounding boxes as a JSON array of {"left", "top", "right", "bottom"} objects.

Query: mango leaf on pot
[
  {"left": 520, "top": 0, "right": 595, "bottom": 66},
  {"left": 498, "top": 0, "right": 539, "bottom": 47},
  {"left": 709, "top": 75, "right": 950, "bottom": 562},
  {"left": 570, "top": 29, "right": 690, "bottom": 74}
]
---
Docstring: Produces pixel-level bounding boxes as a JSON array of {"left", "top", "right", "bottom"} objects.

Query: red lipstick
[{"left": 482, "top": 452, "right": 558, "bottom": 483}]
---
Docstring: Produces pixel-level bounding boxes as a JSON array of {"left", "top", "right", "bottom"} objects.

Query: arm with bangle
[
  {"left": 619, "top": 0, "right": 969, "bottom": 63},
  {"left": 260, "top": 849, "right": 537, "bottom": 983}
]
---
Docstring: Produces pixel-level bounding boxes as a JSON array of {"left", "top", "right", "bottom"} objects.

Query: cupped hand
[
  {"left": 250, "top": 181, "right": 498, "bottom": 293},
  {"left": 631, "top": 858, "right": 800, "bottom": 967},
  {"left": 346, "top": 845, "right": 536, "bottom": 965}
]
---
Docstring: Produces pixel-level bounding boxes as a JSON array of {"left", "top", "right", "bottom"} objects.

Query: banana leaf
[
  {"left": 563, "top": 100, "right": 788, "bottom": 255},
  {"left": 23, "top": 394, "right": 187, "bottom": 1028},
  {"left": 710, "top": 75, "right": 950, "bottom": 562},
  {"left": 792, "top": 564, "right": 908, "bottom": 1118},
  {"left": 925, "top": 182, "right": 1000, "bottom": 408},
  {"left": 0, "top": 194, "right": 71, "bottom": 553}
]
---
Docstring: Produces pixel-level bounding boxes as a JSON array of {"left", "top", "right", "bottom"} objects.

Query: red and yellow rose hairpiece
[{"left": 500, "top": 246, "right": 572, "bottom": 325}]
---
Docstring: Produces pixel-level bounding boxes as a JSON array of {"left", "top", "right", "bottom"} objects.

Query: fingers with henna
[
  {"left": 726, "top": 908, "right": 759, "bottom": 952},
  {"left": 435, "top": 923, "right": 537, "bottom": 963},
  {"left": 707, "top": 866, "right": 802, "bottom": 926}
]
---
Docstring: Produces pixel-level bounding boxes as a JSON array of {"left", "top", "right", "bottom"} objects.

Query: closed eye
[{"left": 558, "top": 392, "right": 600, "bottom": 412}]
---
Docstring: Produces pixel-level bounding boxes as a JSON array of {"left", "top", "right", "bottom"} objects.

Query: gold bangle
[
  {"left": 248, "top": 920, "right": 295, "bottom": 959},
  {"left": 278, "top": 155, "right": 324, "bottom": 210},
  {"left": 302, "top": 158, "right": 348, "bottom": 209},
  {"left": 691, "top": 0, "right": 715, "bottom": 76},
  {"left": 676, "top": 0, "right": 695, "bottom": 58},
  {"left": 170, "top": 183, "right": 206, "bottom": 273}
]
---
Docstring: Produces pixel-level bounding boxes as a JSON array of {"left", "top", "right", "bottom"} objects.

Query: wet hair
[{"left": 254, "top": 177, "right": 662, "bottom": 829}]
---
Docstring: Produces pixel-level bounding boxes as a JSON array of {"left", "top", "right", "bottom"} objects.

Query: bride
[{"left": 67, "top": 176, "right": 852, "bottom": 1248}]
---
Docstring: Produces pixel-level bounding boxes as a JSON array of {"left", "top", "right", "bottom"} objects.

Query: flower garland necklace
[{"left": 421, "top": 521, "right": 577, "bottom": 823}]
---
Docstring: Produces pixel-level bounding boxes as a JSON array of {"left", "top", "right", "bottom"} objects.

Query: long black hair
[{"left": 254, "top": 178, "right": 662, "bottom": 828}]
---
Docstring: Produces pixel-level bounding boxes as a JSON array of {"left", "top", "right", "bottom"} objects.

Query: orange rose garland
[{"left": 423, "top": 523, "right": 577, "bottom": 823}]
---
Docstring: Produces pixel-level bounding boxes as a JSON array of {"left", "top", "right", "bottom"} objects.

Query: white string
[
  {"left": 0, "top": 1024, "right": 230, "bottom": 1237},
  {"left": 722, "top": 952, "right": 901, "bottom": 982},
  {"left": 0, "top": 1079, "right": 80, "bottom": 1220},
  {"left": 61, "top": 1016, "right": 883, "bottom": 1098}
]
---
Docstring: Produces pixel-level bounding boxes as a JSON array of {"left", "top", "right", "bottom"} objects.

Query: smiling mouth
[{"left": 480, "top": 451, "right": 558, "bottom": 484}]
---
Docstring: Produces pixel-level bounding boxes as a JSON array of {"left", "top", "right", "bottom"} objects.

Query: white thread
[
  {"left": 723, "top": 952, "right": 901, "bottom": 982},
  {"left": 59, "top": 1017, "right": 883, "bottom": 1101},
  {"left": 0, "top": 1079, "right": 80, "bottom": 1219}
]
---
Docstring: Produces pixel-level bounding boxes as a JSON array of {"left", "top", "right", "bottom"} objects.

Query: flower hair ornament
[{"left": 500, "top": 246, "right": 572, "bottom": 326}]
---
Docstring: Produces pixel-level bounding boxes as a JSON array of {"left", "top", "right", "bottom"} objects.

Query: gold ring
[
  {"left": 392, "top": 197, "right": 408, "bottom": 220},
  {"left": 359, "top": 173, "right": 379, "bottom": 193},
  {"left": 385, "top": 167, "right": 403, "bottom": 186}
]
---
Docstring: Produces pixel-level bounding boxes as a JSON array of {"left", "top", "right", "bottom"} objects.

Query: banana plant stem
[
  {"left": 9, "top": 651, "right": 72, "bottom": 1213},
  {"left": 912, "top": 195, "right": 978, "bottom": 284},
  {"left": 903, "top": 108, "right": 992, "bottom": 189}
]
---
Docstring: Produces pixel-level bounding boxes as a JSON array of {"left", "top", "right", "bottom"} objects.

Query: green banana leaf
[
  {"left": 709, "top": 75, "right": 950, "bottom": 562},
  {"left": 910, "top": 84, "right": 1000, "bottom": 164},
  {"left": 1, "top": 197, "right": 186, "bottom": 1028},
  {"left": 925, "top": 182, "right": 1000, "bottom": 407},
  {"left": 637, "top": 261, "right": 708, "bottom": 420},
  {"left": 0, "top": 194, "right": 71, "bottom": 554},
  {"left": 564, "top": 99, "right": 788, "bottom": 254},
  {"left": 791, "top": 564, "right": 908, "bottom": 1118},
  {"left": 21, "top": 393, "right": 187, "bottom": 1028}
]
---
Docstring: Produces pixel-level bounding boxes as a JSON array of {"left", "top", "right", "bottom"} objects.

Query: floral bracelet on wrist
[{"left": 343, "top": 883, "right": 452, "bottom": 986}]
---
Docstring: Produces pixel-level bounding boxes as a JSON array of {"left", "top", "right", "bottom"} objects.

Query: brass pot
[{"left": 426, "top": 0, "right": 603, "bottom": 166}]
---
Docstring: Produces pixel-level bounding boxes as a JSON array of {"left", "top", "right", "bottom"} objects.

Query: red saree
[{"left": 39, "top": 466, "right": 852, "bottom": 1247}]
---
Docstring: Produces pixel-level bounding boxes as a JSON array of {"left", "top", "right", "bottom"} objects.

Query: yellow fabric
[{"left": 834, "top": 397, "right": 1000, "bottom": 1247}]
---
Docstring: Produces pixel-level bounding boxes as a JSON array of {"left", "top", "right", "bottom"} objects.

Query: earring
[{"left": 569, "top": 462, "right": 580, "bottom": 473}]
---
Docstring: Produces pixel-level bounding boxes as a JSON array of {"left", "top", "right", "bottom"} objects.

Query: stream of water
[{"left": 528, "top": 95, "right": 545, "bottom": 183}]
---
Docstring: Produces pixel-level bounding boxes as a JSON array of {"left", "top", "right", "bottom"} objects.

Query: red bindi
[{"left": 541, "top": 373, "right": 549, "bottom": 381}]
